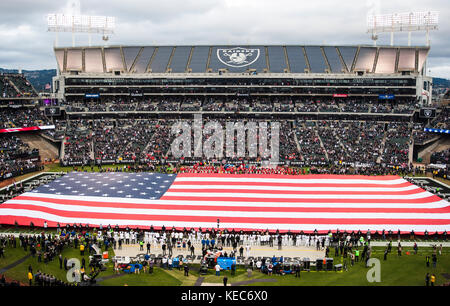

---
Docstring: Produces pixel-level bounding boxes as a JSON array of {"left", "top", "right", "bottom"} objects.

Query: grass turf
[
  {"left": 181, "top": 247, "right": 450, "bottom": 286},
  {"left": 0, "top": 243, "right": 28, "bottom": 270},
  {"left": 95, "top": 246, "right": 450, "bottom": 286},
  {"left": 0, "top": 238, "right": 116, "bottom": 284},
  {"left": 1, "top": 241, "right": 450, "bottom": 286},
  {"left": 98, "top": 268, "right": 182, "bottom": 286}
]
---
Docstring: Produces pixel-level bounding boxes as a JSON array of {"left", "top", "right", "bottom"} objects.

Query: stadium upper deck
[
  {"left": 52, "top": 44, "right": 433, "bottom": 106},
  {"left": 55, "top": 45, "right": 429, "bottom": 74},
  {"left": 0, "top": 73, "right": 38, "bottom": 100}
]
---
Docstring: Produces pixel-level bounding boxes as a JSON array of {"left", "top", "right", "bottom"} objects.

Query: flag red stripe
[
  {"left": 5, "top": 198, "right": 450, "bottom": 214},
  {"left": 1, "top": 204, "right": 449, "bottom": 225},
  {"left": 0, "top": 216, "right": 429, "bottom": 234},
  {"left": 176, "top": 173, "right": 402, "bottom": 180}
]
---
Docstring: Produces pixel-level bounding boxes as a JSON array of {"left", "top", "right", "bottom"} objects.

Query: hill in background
[{"left": 433, "top": 77, "right": 450, "bottom": 89}]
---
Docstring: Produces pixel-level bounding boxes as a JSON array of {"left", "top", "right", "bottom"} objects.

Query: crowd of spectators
[
  {"left": 0, "top": 107, "right": 51, "bottom": 129},
  {"left": 157, "top": 99, "right": 179, "bottom": 111},
  {"left": 62, "top": 97, "right": 419, "bottom": 114},
  {"left": 180, "top": 98, "right": 202, "bottom": 111},
  {"left": 371, "top": 102, "right": 392, "bottom": 113},
  {"left": 412, "top": 123, "right": 438, "bottom": 145},
  {"left": 252, "top": 102, "right": 273, "bottom": 112},
  {"left": 0, "top": 74, "right": 37, "bottom": 98},
  {"left": 431, "top": 148, "right": 450, "bottom": 165},
  {"left": 327, "top": 121, "right": 384, "bottom": 164},
  {"left": 62, "top": 120, "right": 92, "bottom": 165},
  {"left": 279, "top": 122, "right": 298, "bottom": 160},
  {"left": 0, "top": 135, "right": 41, "bottom": 180},
  {"left": 136, "top": 100, "right": 158, "bottom": 111},
  {"left": 393, "top": 104, "right": 415, "bottom": 114},
  {"left": 318, "top": 100, "right": 340, "bottom": 112},
  {"left": 317, "top": 121, "right": 349, "bottom": 163},
  {"left": 274, "top": 101, "right": 295, "bottom": 112},
  {"left": 202, "top": 98, "right": 223, "bottom": 111},
  {"left": 147, "top": 120, "right": 174, "bottom": 159},
  {"left": 340, "top": 101, "right": 370, "bottom": 113},
  {"left": 93, "top": 119, "right": 155, "bottom": 161},
  {"left": 4, "top": 74, "right": 37, "bottom": 97},
  {"left": 107, "top": 97, "right": 138, "bottom": 112},
  {"left": 57, "top": 117, "right": 421, "bottom": 169},
  {"left": 0, "top": 99, "right": 444, "bottom": 178},
  {"left": 382, "top": 122, "right": 411, "bottom": 166},
  {"left": 0, "top": 106, "right": 51, "bottom": 181},
  {"left": 1, "top": 77, "right": 18, "bottom": 98},
  {"left": 42, "top": 120, "right": 66, "bottom": 141},
  {"left": 426, "top": 107, "right": 450, "bottom": 130},
  {"left": 295, "top": 121, "right": 327, "bottom": 164}
]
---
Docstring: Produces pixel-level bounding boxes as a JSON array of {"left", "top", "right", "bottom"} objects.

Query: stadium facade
[
  {"left": 44, "top": 44, "right": 447, "bottom": 169},
  {"left": 53, "top": 44, "right": 432, "bottom": 106}
]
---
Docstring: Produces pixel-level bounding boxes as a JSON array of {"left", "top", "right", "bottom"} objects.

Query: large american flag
[{"left": 0, "top": 172, "right": 448, "bottom": 234}]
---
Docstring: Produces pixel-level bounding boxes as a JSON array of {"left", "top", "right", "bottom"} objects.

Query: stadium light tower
[
  {"left": 367, "top": 11, "right": 439, "bottom": 46},
  {"left": 47, "top": 14, "right": 115, "bottom": 47}
]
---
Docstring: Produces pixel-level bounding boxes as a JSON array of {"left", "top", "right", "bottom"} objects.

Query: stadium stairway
[
  {"left": 409, "top": 137, "right": 414, "bottom": 164},
  {"left": 19, "top": 133, "right": 59, "bottom": 161},
  {"left": 90, "top": 138, "right": 95, "bottom": 160},
  {"left": 317, "top": 131, "right": 329, "bottom": 162},
  {"left": 418, "top": 137, "right": 450, "bottom": 164},
  {"left": 60, "top": 138, "right": 65, "bottom": 160},
  {"left": 4, "top": 77, "right": 21, "bottom": 96},
  {"left": 293, "top": 129, "right": 301, "bottom": 153},
  {"left": 435, "top": 137, "right": 450, "bottom": 152},
  {"left": 377, "top": 132, "right": 387, "bottom": 164},
  {"left": 337, "top": 129, "right": 349, "bottom": 157},
  {"left": 418, "top": 135, "right": 441, "bottom": 147}
]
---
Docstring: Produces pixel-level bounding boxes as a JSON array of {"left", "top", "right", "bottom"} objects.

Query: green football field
[
  {"left": 1, "top": 165, "right": 449, "bottom": 286},
  {"left": 1, "top": 234, "right": 449, "bottom": 286}
]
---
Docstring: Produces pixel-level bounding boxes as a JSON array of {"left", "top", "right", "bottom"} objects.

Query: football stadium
[{"left": 0, "top": 1, "right": 449, "bottom": 291}]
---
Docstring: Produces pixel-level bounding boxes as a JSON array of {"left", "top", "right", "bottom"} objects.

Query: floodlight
[
  {"left": 367, "top": 11, "right": 439, "bottom": 46},
  {"left": 47, "top": 14, "right": 115, "bottom": 34}
]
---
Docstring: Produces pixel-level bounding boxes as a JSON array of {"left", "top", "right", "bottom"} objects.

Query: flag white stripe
[
  {"left": 162, "top": 191, "right": 435, "bottom": 200},
  {"left": 168, "top": 185, "right": 421, "bottom": 192},
  {"left": 18, "top": 193, "right": 450, "bottom": 209}
]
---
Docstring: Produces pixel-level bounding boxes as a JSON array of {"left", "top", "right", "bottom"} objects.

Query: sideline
[
  {"left": 96, "top": 273, "right": 127, "bottom": 283},
  {"left": 194, "top": 276, "right": 204, "bottom": 286},
  {"left": 0, "top": 172, "right": 64, "bottom": 192},
  {"left": 408, "top": 176, "right": 450, "bottom": 188},
  {"left": 0, "top": 253, "right": 32, "bottom": 274},
  {"left": 231, "top": 278, "right": 278, "bottom": 286}
]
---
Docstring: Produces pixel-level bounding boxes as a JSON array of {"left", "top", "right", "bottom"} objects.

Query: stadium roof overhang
[{"left": 54, "top": 44, "right": 430, "bottom": 76}]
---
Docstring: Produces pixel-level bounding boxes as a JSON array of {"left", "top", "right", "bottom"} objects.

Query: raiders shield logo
[
  {"left": 424, "top": 109, "right": 432, "bottom": 117},
  {"left": 217, "top": 47, "right": 260, "bottom": 68}
]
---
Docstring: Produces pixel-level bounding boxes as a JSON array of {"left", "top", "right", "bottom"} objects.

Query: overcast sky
[{"left": 0, "top": 0, "right": 449, "bottom": 78}]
